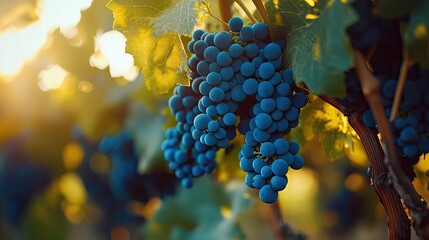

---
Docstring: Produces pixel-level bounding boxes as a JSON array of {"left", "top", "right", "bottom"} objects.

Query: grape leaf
[
  {"left": 265, "top": 0, "right": 326, "bottom": 41},
  {"left": 107, "top": 0, "right": 193, "bottom": 93},
  {"left": 142, "top": 176, "right": 251, "bottom": 240},
  {"left": 286, "top": 0, "right": 357, "bottom": 98},
  {"left": 152, "top": 0, "right": 201, "bottom": 37},
  {"left": 404, "top": 0, "right": 429, "bottom": 69},
  {"left": 291, "top": 97, "right": 357, "bottom": 160},
  {"left": 107, "top": 0, "right": 174, "bottom": 29}
]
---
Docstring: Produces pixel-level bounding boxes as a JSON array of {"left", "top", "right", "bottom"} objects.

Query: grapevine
[{"left": 1, "top": 0, "right": 429, "bottom": 240}]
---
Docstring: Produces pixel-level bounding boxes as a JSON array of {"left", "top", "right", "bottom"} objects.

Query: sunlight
[
  {"left": 59, "top": 172, "right": 87, "bottom": 205},
  {"left": 304, "top": 0, "right": 316, "bottom": 7},
  {"left": 90, "top": 30, "right": 139, "bottom": 81},
  {"left": 0, "top": 22, "right": 48, "bottom": 77},
  {"left": 36, "top": 0, "right": 93, "bottom": 29},
  {"left": 0, "top": 0, "right": 93, "bottom": 77},
  {"left": 38, "top": 64, "right": 69, "bottom": 91}
]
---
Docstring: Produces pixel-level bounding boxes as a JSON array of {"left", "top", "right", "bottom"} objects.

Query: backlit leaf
[
  {"left": 286, "top": 0, "right": 357, "bottom": 97},
  {"left": 152, "top": 0, "right": 202, "bottom": 37},
  {"left": 107, "top": 0, "right": 192, "bottom": 93}
]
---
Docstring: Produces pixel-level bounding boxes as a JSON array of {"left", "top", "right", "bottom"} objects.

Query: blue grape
[
  {"left": 259, "top": 185, "right": 278, "bottom": 203},
  {"left": 228, "top": 17, "right": 244, "bottom": 32},
  {"left": 214, "top": 31, "right": 232, "bottom": 49},
  {"left": 264, "top": 43, "right": 282, "bottom": 60},
  {"left": 240, "top": 26, "right": 255, "bottom": 42},
  {"left": 270, "top": 176, "right": 287, "bottom": 191}
]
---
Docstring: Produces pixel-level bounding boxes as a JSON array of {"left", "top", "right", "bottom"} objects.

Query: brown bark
[{"left": 349, "top": 113, "right": 411, "bottom": 240}]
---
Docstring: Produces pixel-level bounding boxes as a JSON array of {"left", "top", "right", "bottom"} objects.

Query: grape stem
[
  {"left": 218, "top": 0, "right": 233, "bottom": 31},
  {"left": 389, "top": 57, "right": 414, "bottom": 122},
  {"left": 233, "top": 0, "right": 258, "bottom": 24},
  {"left": 203, "top": 0, "right": 229, "bottom": 28},
  {"left": 354, "top": 50, "right": 429, "bottom": 240},
  {"left": 251, "top": 0, "right": 268, "bottom": 23}
]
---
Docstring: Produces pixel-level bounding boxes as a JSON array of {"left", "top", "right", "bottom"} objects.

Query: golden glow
[
  {"left": 345, "top": 140, "right": 369, "bottom": 167},
  {"left": 305, "top": 14, "right": 318, "bottom": 20},
  {"left": 131, "top": 198, "right": 161, "bottom": 219},
  {"left": 344, "top": 173, "right": 365, "bottom": 192},
  {"left": 416, "top": 155, "right": 429, "bottom": 172},
  {"left": 304, "top": 0, "right": 316, "bottom": 7},
  {"left": 278, "top": 168, "right": 319, "bottom": 235},
  {"left": 0, "top": 0, "right": 93, "bottom": 77},
  {"left": 414, "top": 24, "right": 428, "bottom": 39},
  {"left": 63, "top": 142, "right": 84, "bottom": 171},
  {"left": 63, "top": 203, "right": 85, "bottom": 224},
  {"left": 282, "top": 168, "right": 318, "bottom": 198},
  {"left": 78, "top": 80, "right": 93, "bottom": 93},
  {"left": 59, "top": 172, "right": 87, "bottom": 205},
  {"left": 221, "top": 206, "right": 232, "bottom": 219},
  {"left": 90, "top": 30, "right": 139, "bottom": 81},
  {"left": 38, "top": 64, "right": 69, "bottom": 91}
]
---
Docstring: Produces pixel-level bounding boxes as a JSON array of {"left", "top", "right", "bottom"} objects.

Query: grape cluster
[
  {"left": 74, "top": 128, "right": 176, "bottom": 236},
  {"left": 239, "top": 70, "right": 307, "bottom": 203},
  {"left": 0, "top": 138, "right": 52, "bottom": 227},
  {"left": 361, "top": 71, "right": 429, "bottom": 164},
  {"left": 340, "top": 2, "right": 429, "bottom": 165},
  {"left": 163, "top": 17, "right": 307, "bottom": 203}
]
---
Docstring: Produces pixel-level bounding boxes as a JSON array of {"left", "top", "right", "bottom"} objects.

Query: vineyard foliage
[{"left": 0, "top": 0, "right": 429, "bottom": 239}]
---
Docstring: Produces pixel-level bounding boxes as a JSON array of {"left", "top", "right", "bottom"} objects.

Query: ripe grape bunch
[{"left": 162, "top": 17, "right": 308, "bottom": 203}]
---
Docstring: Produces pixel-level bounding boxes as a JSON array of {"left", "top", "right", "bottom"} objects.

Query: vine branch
[
  {"left": 349, "top": 113, "right": 411, "bottom": 240},
  {"left": 296, "top": 81, "right": 411, "bottom": 239},
  {"left": 354, "top": 50, "right": 429, "bottom": 239}
]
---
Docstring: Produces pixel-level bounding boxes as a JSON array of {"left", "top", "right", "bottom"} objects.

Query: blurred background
[{"left": 0, "top": 0, "right": 428, "bottom": 239}]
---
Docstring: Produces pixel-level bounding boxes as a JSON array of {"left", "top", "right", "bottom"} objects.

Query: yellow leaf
[
  {"left": 126, "top": 25, "right": 189, "bottom": 93},
  {"left": 107, "top": 0, "right": 191, "bottom": 93}
]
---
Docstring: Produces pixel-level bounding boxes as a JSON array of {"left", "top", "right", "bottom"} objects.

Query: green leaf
[
  {"left": 107, "top": 0, "right": 191, "bottom": 93},
  {"left": 142, "top": 176, "right": 252, "bottom": 240},
  {"left": 286, "top": 0, "right": 357, "bottom": 98},
  {"left": 125, "top": 102, "right": 166, "bottom": 173},
  {"left": 265, "top": 0, "right": 326, "bottom": 40},
  {"left": 152, "top": 0, "right": 201, "bottom": 37},
  {"left": 374, "top": 0, "right": 421, "bottom": 18},
  {"left": 291, "top": 97, "right": 357, "bottom": 160},
  {"left": 404, "top": 0, "right": 429, "bottom": 69}
]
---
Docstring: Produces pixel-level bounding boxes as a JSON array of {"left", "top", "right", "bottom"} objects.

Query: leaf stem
[
  {"left": 233, "top": 0, "right": 258, "bottom": 24},
  {"left": 389, "top": 57, "right": 411, "bottom": 122},
  {"left": 251, "top": 0, "right": 268, "bottom": 23}
]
